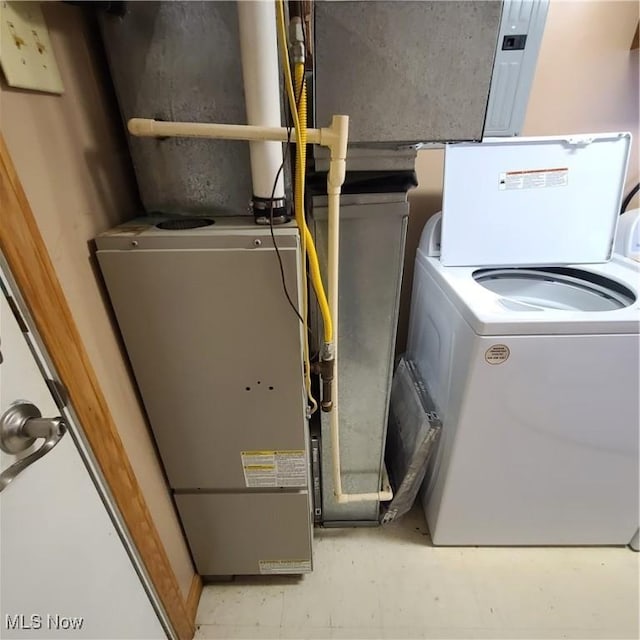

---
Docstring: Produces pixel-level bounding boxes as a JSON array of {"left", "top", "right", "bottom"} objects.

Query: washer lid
[
  {"left": 440, "top": 133, "right": 632, "bottom": 267},
  {"left": 473, "top": 267, "right": 636, "bottom": 311}
]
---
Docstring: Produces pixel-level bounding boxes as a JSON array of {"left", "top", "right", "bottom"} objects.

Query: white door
[{"left": 0, "top": 272, "right": 167, "bottom": 639}]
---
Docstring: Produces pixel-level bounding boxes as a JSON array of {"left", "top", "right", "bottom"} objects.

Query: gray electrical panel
[
  {"left": 484, "top": 0, "right": 549, "bottom": 136},
  {"left": 96, "top": 217, "right": 312, "bottom": 576}
]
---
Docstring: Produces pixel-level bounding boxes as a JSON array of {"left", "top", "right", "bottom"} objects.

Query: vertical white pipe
[
  {"left": 237, "top": 1, "right": 285, "bottom": 201},
  {"left": 325, "top": 118, "right": 393, "bottom": 504},
  {"left": 327, "top": 188, "right": 343, "bottom": 497}
]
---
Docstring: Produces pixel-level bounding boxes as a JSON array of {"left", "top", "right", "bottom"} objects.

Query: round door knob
[{"left": 0, "top": 401, "right": 42, "bottom": 454}]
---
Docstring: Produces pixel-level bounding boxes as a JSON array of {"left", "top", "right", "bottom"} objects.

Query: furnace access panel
[{"left": 96, "top": 217, "right": 312, "bottom": 576}]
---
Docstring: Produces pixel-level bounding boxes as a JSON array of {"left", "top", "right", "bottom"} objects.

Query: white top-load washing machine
[{"left": 407, "top": 133, "right": 639, "bottom": 546}]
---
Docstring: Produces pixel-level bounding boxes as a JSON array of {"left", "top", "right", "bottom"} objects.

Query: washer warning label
[
  {"left": 241, "top": 450, "right": 307, "bottom": 488},
  {"left": 259, "top": 559, "right": 312, "bottom": 574},
  {"left": 485, "top": 344, "right": 510, "bottom": 364},
  {"left": 499, "top": 167, "right": 568, "bottom": 191}
]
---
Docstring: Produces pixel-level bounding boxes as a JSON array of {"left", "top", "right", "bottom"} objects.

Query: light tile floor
[{"left": 195, "top": 506, "right": 639, "bottom": 639}]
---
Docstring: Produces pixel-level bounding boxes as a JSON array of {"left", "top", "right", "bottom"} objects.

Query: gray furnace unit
[{"left": 96, "top": 217, "right": 312, "bottom": 576}]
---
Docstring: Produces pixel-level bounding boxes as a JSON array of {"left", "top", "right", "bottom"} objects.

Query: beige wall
[
  {"left": 397, "top": 0, "right": 640, "bottom": 352},
  {"left": 0, "top": 4, "right": 194, "bottom": 597},
  {"left": 524, "top": 0, "right": 639, "bottom": 181}
]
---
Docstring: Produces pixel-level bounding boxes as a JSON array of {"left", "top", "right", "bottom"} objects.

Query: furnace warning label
[
  {"left": 241, "top": 450, "right": 307, "bottom": 488},
  {"left": 259, "top": 559, "right": 312, "bottom": 574},
  {"left": 499, "top": 167, "right": 568, "bottom": 191}
]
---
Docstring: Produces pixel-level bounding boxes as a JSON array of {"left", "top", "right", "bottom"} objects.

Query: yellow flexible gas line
[
  {"left": 276, "top": 0, "right": 333, "bottom": 347},
  {"left": 292, "top": 60, "right": 314, "bottom": 410},
  {"left": 293, "top": 63, "right": 315, "bottom": 411},
  {"left": 294, "top": 61, "right": 308, "bottom": 324},
  {"left": 275, "top": 1, "right": 315, "bottom": 409}
]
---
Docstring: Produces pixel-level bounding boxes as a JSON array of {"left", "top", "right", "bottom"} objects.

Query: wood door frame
[{"left": 0, "top": 135, "right": 201, "bottom": 639}]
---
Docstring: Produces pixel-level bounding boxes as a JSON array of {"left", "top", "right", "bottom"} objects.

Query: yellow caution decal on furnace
[{"left": 241, "top": 450, "right": 307, "bottom": 488}]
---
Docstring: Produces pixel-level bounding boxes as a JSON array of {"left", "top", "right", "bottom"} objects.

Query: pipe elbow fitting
[{"left": 128, "top": 118, "right": 155, "bottom": 137}]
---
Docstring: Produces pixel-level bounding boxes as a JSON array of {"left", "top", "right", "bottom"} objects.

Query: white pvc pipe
[
  {"left": 325, "top": 119, "right": 393, "bottom": 505},
  {"left": 327, "top": 196, "right": 392, "bottom": 503},
  {"left": 128, "top": 118, "right": 323, "bottom": 144},
  {"left": 237, "top": 1, "right": 285, "bottom": 200},
  {"left": 327, "top": 189, "right": 344, "bottom": 499}
]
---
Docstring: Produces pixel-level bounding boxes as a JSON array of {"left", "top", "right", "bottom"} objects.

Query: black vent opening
[{"left": 156, "top": 218, "right": 215, "bottom": 230}]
